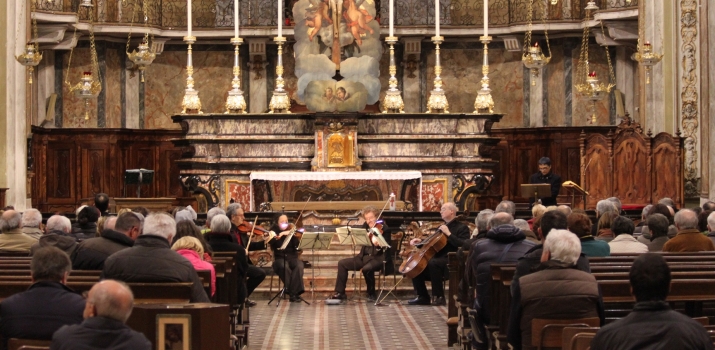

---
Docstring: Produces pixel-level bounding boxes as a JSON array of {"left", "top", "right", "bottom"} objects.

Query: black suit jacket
[
  {"left": 529, "top": 171, "right": 563, "bottom": 206},
  {"left": 51, "top": 316, "right": 151, "bottom": 350}
]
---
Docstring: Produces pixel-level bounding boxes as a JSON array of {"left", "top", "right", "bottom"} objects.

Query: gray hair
[
  {"left": 674, "top": 209, "right": 698, "bottom": 230},
  {"left": 174, "top": 209, "right": 194, "bottom": 223},
  {"left": 658, "top": 197, "right": 676, "bottom": 208},
  {"left": 641, "top": 204, "right": 653, "bottom": 219},
  {"left": 206, "top": 207, "right": 226, "bottom": 228},
  {"left": 607, "top": 197, "right": 622, "bottom": 212},
  {"left": 21, "top": 209, "right": 43, "bottom": 228},
  {"left": 488, "top": 212, "right": 514, "bottom": 229},
  {"left": 142, "top": 213, "right": 176, "bottom": 240},
  {"left": 211, "top": 214, "right": 232, "bottom": 233},
  {"left": 495, "top": 200, "right": 516, "bottom": 216},
  {"left": 31, "top": 246, "right": 71, "bottom": 282},
  {"left": 226, "top": 203, "right": 242, "bottom": 220},
  {"left": 513, "top": 219, "right": 530, "bottom": 232},
  {"left": 596, "top": 200, "right": 617, "bottom": 216},
  {"left": 46, "top": 215, "right": 72, "bottom": 233},
  {"left": 476, "top": 209, "right": 494, "bottom": 232},
  {"left": 0, "top": 210, "right": 22, "bottom": 231},
  {"left": 708, "top": 211, "right": 715, "bottom": 232},
  {"left": 544, "top": 229, "right": 581, "bottom": 265},
  {"left": 89, "top": 280, "right": 135, "bottom": 323},
  {"left": 442, "top": 202, "right": 458, "bottom": 212},
  {"left": 557, "top": 205, "right": 572, "bottom": 217}
]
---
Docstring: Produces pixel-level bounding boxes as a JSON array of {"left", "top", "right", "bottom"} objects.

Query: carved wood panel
[
  {"left": 651, "top": 133, "right": 683, "bottom": 204},
  {"left": 80, "top": 145, "right": 111, "bottom": 198},
  {"left": 582, "top": 134, "right": 611, "bottom": 209},
  {"left": 612, "top": 135, "right": 650, "bottom": 205},
  {"left": 47, "top": 145, "right": 74, "bottom": 200}
]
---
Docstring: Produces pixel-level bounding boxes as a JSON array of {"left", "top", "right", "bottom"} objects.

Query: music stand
[
  {"left": 520, "top": 184, "right": 552, "bottom": 206},
  {"left": 124, "top": 169, "right": 154, "bottom": 198},
  {"left": 299, "top": 231, "right": 333, "bottom": 302}
]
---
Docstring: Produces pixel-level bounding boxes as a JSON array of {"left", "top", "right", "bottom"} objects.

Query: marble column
[
  {"left": 0, "top": 0, "right": 29, "bottom": 209},
  {"left": 36, "top": 50, "right": 55, "bottom": 127},
  {"left": 401, "top": 37, "right": 422, "bottom": 114},
  {"left": 615, "top": 46, "right": 635, "bottom": 121},
  {"left": 702, "top": 0, "right": 714, "bottom": 202},
  {"left": 124, "top": 53, "right": 141, "bottom": 128},
  {"left": 528, "top": 67, "right": 546, "bottom": 127},
  {"left": 247, "top": 38, "right": 267, "bottom": 113}
]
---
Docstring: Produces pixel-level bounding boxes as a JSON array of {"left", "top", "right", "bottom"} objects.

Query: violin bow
[
  {"left": 279, "top": 195, "right": 311, "bottom": 249},
  {"left": 245, "top": 215, "right": 260, "bottom": 255}
]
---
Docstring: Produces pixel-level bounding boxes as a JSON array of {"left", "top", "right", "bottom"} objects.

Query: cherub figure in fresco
[
  {"left": 305, "top": 0, "right": 333, "bottom": 41},
  {"left": 323, "top": 87, "right": 336, "bottom": 104},
  {"left": 335, "top": 87, "right": 349, "bottom": 102},
  {"left": 342, "top": 0, "right": 373, "bottom": 46}
]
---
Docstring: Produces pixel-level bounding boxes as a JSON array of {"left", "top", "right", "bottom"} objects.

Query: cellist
[
  {"left": 407, "top": 202, "right": 470, "bottom": 306},
  {"left": 328, "top": 206, "right": 391, "bottom": 303}
]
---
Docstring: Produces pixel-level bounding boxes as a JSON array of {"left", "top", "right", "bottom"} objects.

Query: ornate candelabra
[
  {"left": 523, "top": 43, "right": 550, "bottom": 85},
  {"left": 181, "top": 36, "right": 202, "bottom": 114},
  {"left": 16, "top": 43, "right": 42, "bottom": 84},
  {"left": 474, "top": 35, "right": 495, "bottom": 113},
  {"left": 427, "top": 36, "right": 449, "bottom": 113},
  {"left": 268, "top": 36, "right": 291, "bottom": 114},
  {"left": 633, "top": 43, "right": 662, "bottom": 85},
  {"left": 225, "top": 37, "right": 247, "bottom": 113},
  {"left": 382, "top": 36, "right": 404, "bottom": 113},
  {"left": 127, "top": 40, "right": 156, "bottom": 83}
]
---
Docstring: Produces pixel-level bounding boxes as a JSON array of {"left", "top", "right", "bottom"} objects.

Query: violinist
[
  {"left": 227, "top": 206, "right": 267, "bottom": 307},
  {"left": 268, "top": 213, "right": 305, "bottom": 302},
  {"left": 407, "top": 202, "right": 469, "bottom": 306},
  {"left": 328, "top": 206, "right": 391, "bottom": 303}
]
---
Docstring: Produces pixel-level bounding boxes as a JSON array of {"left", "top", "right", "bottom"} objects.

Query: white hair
[
  {"left": 674, "top": 209, "right": 698, "bottom": 230},
  {"left": 226, "top": 203, "right": 242, "bottom": 220},
  {"left": 495, "top": 200, "right": 516, "bottom": 216},
  {"left": 142, "top": 213, "right": 176, "bottom": 240},
  {"left": 596, "top": 200, "right": 617, "bottom": 216},
  {"left": 104, "top": 216, "right": 118, "bottom": 231},
  {"left": 641, "top": 204, "right": 653, "bottom": 219},
  {"left": 607, "top": 197, "right": 622, "bottom": 212},
  {"left": 442, "top": 202, "right": 458, "bottom": 212},
  {"left": 75, "top": 205, "right": 87, "bottom": 216},
  {"left": 513, "top": 219, "right": 530, "bottom": 232},
  {"left": 211, "top": 214, "right": 232, "bottom": 233},
  {"left": 543, "top": 229, "right": 581, "bottom": 265},
  {"left": 46, "top": 215, "right": 72, "bottom": 233},
  {"left": 0, "top": 211, "right": 22, "bottom": 231},
  {"left": 476, "top": 209, "right": 494, "bottom": 232},
  {"left": 206, "top": 207, "right": 226, "bottom": 228},
  {"left": 557, "top": 205, "right": 572, "bottom": 217},
  {"left": 174, "top": 209, "right": 194, "bottom": 223},
  {"left": 21, "top": 209, "right": 43, "bottom": 228},
  {"left": 708, "top": 212, "right": 715, "bottom": 232}
]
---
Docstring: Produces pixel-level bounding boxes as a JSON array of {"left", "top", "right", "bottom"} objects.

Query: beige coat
[
  {"left": 608, "top": 234, "right": 649, "bottom": 254},
  {"left": 0, "top": 228, "right": 38, "bottom": 252}
]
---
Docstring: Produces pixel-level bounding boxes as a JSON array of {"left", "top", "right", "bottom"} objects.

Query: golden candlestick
[
  {"left": 181, "top": 36, "right": 202, "bottom": 114},
  {"left": 268, "top": 36, "right": 291, "bottom": 114},
  {"left": 427, "top": 36, "right": 449, "bottom": 113},
  {"left": 474, "top": 36, "right": 495, "bottom": 113},
  {"left": 382, "top": 36, "right": 404, "bottom": 113},
  {"left": 225, "top": 37, "right": 247, "bottom": 113}
]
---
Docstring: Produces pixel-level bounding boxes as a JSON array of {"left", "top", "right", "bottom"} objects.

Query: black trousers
[
  {"left": 411, "top": 256, "right": 448, "bottom": 298},
  {"left": 244, "top": 265, "right": 266, "bottom": 297},
  {"left": 273, "top": 257, "right": 305, "bottom": 296},
  {"left": 335, "top": 254, "right": 383, "bottom": 294}
]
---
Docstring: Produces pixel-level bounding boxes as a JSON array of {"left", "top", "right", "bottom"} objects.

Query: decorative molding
[{"left": 680, "top": 0, "right": 700, "bottom": 197}]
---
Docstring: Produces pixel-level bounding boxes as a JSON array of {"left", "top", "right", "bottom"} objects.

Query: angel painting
[
  {"left": 342, "top": 0, "right": 374, "bottom": 46},
  {"left": 305, "top": 0, "right": 333, "bottom": 41}
]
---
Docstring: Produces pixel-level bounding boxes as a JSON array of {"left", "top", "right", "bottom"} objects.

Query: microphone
[{"left": 346, "top": 217, "right": 359, "bottom": 221}]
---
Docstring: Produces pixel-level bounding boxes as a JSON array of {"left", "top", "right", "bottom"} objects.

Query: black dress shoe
[
  {"left": 407, "top": 296, "right": 431, "bottom": 305},
  {"left": 366, "top": 293, "right": 377, "bottom": 302},
  {"left": 246, "top": 299, "right": 257, "bottom": 307},
  {"left": 290, "top": 295, "right": 301, "bottom": 302},
  {"left": 328, "top": 292, "right": 347, "bottom": 300},
  {"left": 431, "top": 296, "right": 446, "bottom": 306}
]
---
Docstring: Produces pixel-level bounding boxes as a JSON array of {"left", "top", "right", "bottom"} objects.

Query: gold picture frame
[
  {"left": 156, "top": 314, "right": 191, "bottom": 350},
  {"left": 422, "top": 178, "right": 449, "bottom": 206},
  {"left": 224, "top": 179, "right": 250, "bottom": 209}
]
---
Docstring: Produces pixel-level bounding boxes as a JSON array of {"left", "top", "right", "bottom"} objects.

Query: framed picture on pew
[{"left": 157, "top": 314, "right": 191, "bottom": 350}]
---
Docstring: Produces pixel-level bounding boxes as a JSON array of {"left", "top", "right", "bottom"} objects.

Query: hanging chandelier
[
  {"left": 15, "top": 0, "right": 43, "bottom": 84},
  {"left": 632, "top": 1, "right": 662, "bottom": 84},
  {"left": 521, "top": 0, "right": 552, "bottom": 86},
  {"left": 65, "top": 0, "right": 102, "bottom": 120},
  {"left": 574, "top": 1, "right": 616, "bottom": 124},
  {"left": 126, "top": 0, "right": 156, "bottom": 83}
]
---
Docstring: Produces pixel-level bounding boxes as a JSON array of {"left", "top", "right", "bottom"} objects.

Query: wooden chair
[
  {"left": 7, "top": 339, "right": 51, "bottom": 350},
  {"left": 531, "top": 317, "right": 600, "bottom": 350},
  {"left": 561, "top": 327, "right": 599, "bottom": 350}
]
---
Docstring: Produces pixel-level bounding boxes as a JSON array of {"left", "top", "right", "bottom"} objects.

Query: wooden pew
[{"left": 0, "top": 281, "right": 193, "bottom": 304}]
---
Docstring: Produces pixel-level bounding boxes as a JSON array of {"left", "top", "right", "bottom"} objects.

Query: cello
[{"left": 398, "top": 228, "right": 448, "bottom": 279}]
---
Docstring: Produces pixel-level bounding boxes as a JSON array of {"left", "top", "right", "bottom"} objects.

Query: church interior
[{"left": 0, "top": 0, "right": 714, "bottom": 349}]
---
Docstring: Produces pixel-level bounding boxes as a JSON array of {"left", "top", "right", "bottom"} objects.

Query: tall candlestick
[
  {"left": 483, "top": 0, "right": 488, "bottom": 36},
  {"left": 278, "top": 0, "right": 283, "bottom": 37},
  {"left": 187, "top": 0, "right": 192, "bottom": 37},
  {"left": 435, "top": 0, "right": 440, "bottom": 37},
  {"left": 389, "top": 0, "right": 394, "bottom": 37},
  {"left": 234, "top": 0, "right": 239, "bottom": 38}
]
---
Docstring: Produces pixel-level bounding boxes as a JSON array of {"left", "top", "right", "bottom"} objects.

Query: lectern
[
  {"left": 124, "top": 169, "right": 154, "bottom": 198},
  {"left": 520, "top": 184, "right": 552, "bottom": 206}
]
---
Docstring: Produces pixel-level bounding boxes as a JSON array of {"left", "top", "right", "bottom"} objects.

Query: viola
[{"left": 237, "top": 222, "right": 269, "bottom": 236}]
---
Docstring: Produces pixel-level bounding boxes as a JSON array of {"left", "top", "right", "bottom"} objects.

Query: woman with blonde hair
[{"left": 172, "top": 236, "right": 216, "bottom": 297}]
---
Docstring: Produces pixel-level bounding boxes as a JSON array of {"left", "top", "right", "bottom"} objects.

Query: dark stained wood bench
[{"left": 0, "top": 281, "right": 193, "bottom": 304}]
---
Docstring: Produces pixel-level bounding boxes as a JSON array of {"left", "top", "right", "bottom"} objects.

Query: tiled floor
[{"left": 247, "top": 299, "right": 451, "bottom": 350}]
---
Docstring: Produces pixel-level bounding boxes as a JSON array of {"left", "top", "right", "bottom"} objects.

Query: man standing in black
[
  {"left": 408, "top": 202, "right": 470, "bottom": 306},
  {"left": 529, "top": 157, "right": 562, "bottom": 207}
]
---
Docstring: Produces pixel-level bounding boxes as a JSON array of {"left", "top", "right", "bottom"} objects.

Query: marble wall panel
[
  {"left": 425, "top": 47, "right": 524, "bottom": 127},
  {"left": 422, "top": 181, "right": 446, "bottom": 211},
  {"left": 218, "top": 144, "right": 314, "bottom": 158},
  {"left": 453, "top": 143, "right": 480, "bottom": 157},
  {"left": 105, "top": 48, "right": 122, "bottom": 128},
  {"left": 215, "top": 118, "right": 312, "bottom": 135},
  {"left": 62, "top": 49, "right": 99, "bottom": 128},
  {"left": 275, "top": 179, "right": 403, "bottom": 202},
  {"left": 226, "top": 180, "right": 251, "bottom": 209},
  {"left": 546, "top": 45, "right": 566, "bottom": 126},
  {"left": 358, "top": 143, "right": 454, "bottom": 157},
  {"left": 359, "top": 117, "right": 458, "bottom": 134},
  {"left": 572, "top": 44, "right": 612, "bottom": 126}
]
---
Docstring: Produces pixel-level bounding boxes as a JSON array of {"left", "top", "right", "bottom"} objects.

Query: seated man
[
  {"left": 102, "top": 212, "right": 210, "bottom": 303},
  {"left": 73, "top": 212, "right": 142, "bottom": 270},
  {"left": 407, "top": 202, "right": 470, "bottom": 306},
  {"left": 0, "top": 210, "right": 37, "bottom": 252},
  {"left": 30, "top": 215, "right": 77, "bottom": 257},
  {"left": 608, "top": 216, "right": 648, "bottom": 254},
  {"left": 21, "top": 208, "right": 44, "bottom": 240},
  {"left": 227, "top": 206, "right": 267, "bottom": 307},
  {"left": 329, "top": 206, "right": 391, "bottom": 302},
  {"left": 644, "top": 213, "right": 670, "bottom": 252},
  {"left": 591, "top": 253, "right": 711, "bottom": 349},
  {"left": 0, "top": 247, "right": 85, "bottom": 350},
  {"left": 662, "top": 209, "right": 715, "bottom": 252},
  {"left": 51, "top": 280, "right": 151, "bottom": 349},
  {"left": 507, "top": 230, "right": 604, "bottom": 350}
]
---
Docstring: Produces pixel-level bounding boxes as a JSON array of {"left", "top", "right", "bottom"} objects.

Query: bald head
[
  {"left": 488, "top": 212, "right": 515, "bottom": 229},
  {"left": 0, "top": 210, "right": 22, "bottom": 232},
  {"left": 104, "top": 216, "right": 118, "bottom": 231},
  {"left": 84, "top": 280, "right": 134, "bottom": 323}
]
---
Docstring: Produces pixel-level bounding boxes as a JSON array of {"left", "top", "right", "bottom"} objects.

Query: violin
[{"left": 237, "top": 221, "right": 269, "bottom": 236}]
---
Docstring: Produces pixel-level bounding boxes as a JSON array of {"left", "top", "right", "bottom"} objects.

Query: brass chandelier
[
  {"left": 15, "top": 0, "right": 43, "bottom": 84},
  {"left": 521, "top": 0, "right": 552, "bottom": 86},
  {"left": 126, "top": 0, "right": 157, "bottom": 83},
  {"left": 65, "top": 0, "right": 102, "bottom": 120}
]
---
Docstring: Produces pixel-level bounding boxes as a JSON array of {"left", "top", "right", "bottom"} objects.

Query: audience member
[
  {"left": 102, "top": 216, "right": 117, "bottom": 232},
  {"left": 592, "top": 199, "right": 617, "bottom": 236},
  {"left": 227, "top": 206, "right": 267, "bottom": 307},
  {"left": 658, "top": 197, "right": 676, "bottom": 209},
  {"left": 698, "top": 210, "right": 711, "bottom": 233},
  {"left": 513, "top": 219, "right": 539, "bottom": 244},
  {"left": 94, "top": 193, "right": 110, "bottom": 214},
  {"left": 174, "top": 205, "right": 197, "bottom": 223},
  {"left": 691, "top": 206, "right": 703, "bottom": 216},
  {"left": 201, "top": 207, "right": 226, "bottom": 234},
  {"left": 172, "top": 236, "right": 216, "bottom": 297},
  {"left": 556, "top": 205, "right": 572, "bottom": 217},
  {"left": 568, "top": 213, "right": 609, "bottom": 257},
  {"left": 531, "top": 204, "right": 546, "bottom": 218},
  {"left": 173, "top": 220, "right": 213, "bottom": 261},
  {"left": 51, "top": 280, "right": 151, "bottom": 350},
  {"left": 204, "top": 214, "right": 249, "bottom": 305},
  {"left": 640, "top": 203, "right": 678, "bottom": 240},
  {"left": 466, "top": 213, "right": 535, "bottom": 349},
  {"left": 634, "top": 204, "right": 653, "bottom": 235},
  {"left": 21, "top": 208, "right": 43, "bottom": 240},
  {"left": 607, "top": 197, "right": 623, "bottom": 214},
  {"left": 30, "top": 215, "right": 77, "bottom": 256},
  {"left": 495, "top": 200, "right": 516, "bottom": 216},
  {"left": 595, "top": 211, "right": 618, "bottom": 242},
  {"left": 73, "top": 212, "right": 142, "bottom": 270},
  {"left": 703, "top": 201, "right": 715, "bottom": 212},
  {"left": 131, "top": 206, "right": 149, "bottom": 218},
  {"left": 0, "top": 210, "right": 37, "bottom": 252},
  {"left": 707, "top": 212, "right": 715, "bottom": 246},
  {"left": 608, "top": 216, "right": 648, "bottom": 254},
  {"left": 662, "top": 209, "right": 715, "bottom": 252},
  {"left": 72, "top": 206, "right": 100, "bottom": 240},
  {"left": 471, "top": 209, "right": 494, "bottom": 239},
  {"left": 644, "top": 214, "right": 670, "bottom": 252},
  {"left": 591, "top": 254, "right": 711, "bottom": 349},
  {"left": 102, "top": 212, "right": 210, "bottom": 303},
  {"left": 507, "top": 230, "right": 603, "bottom": 350},
  {"left": 0, "top": 247, "right": 85, "bottom": 349}
]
